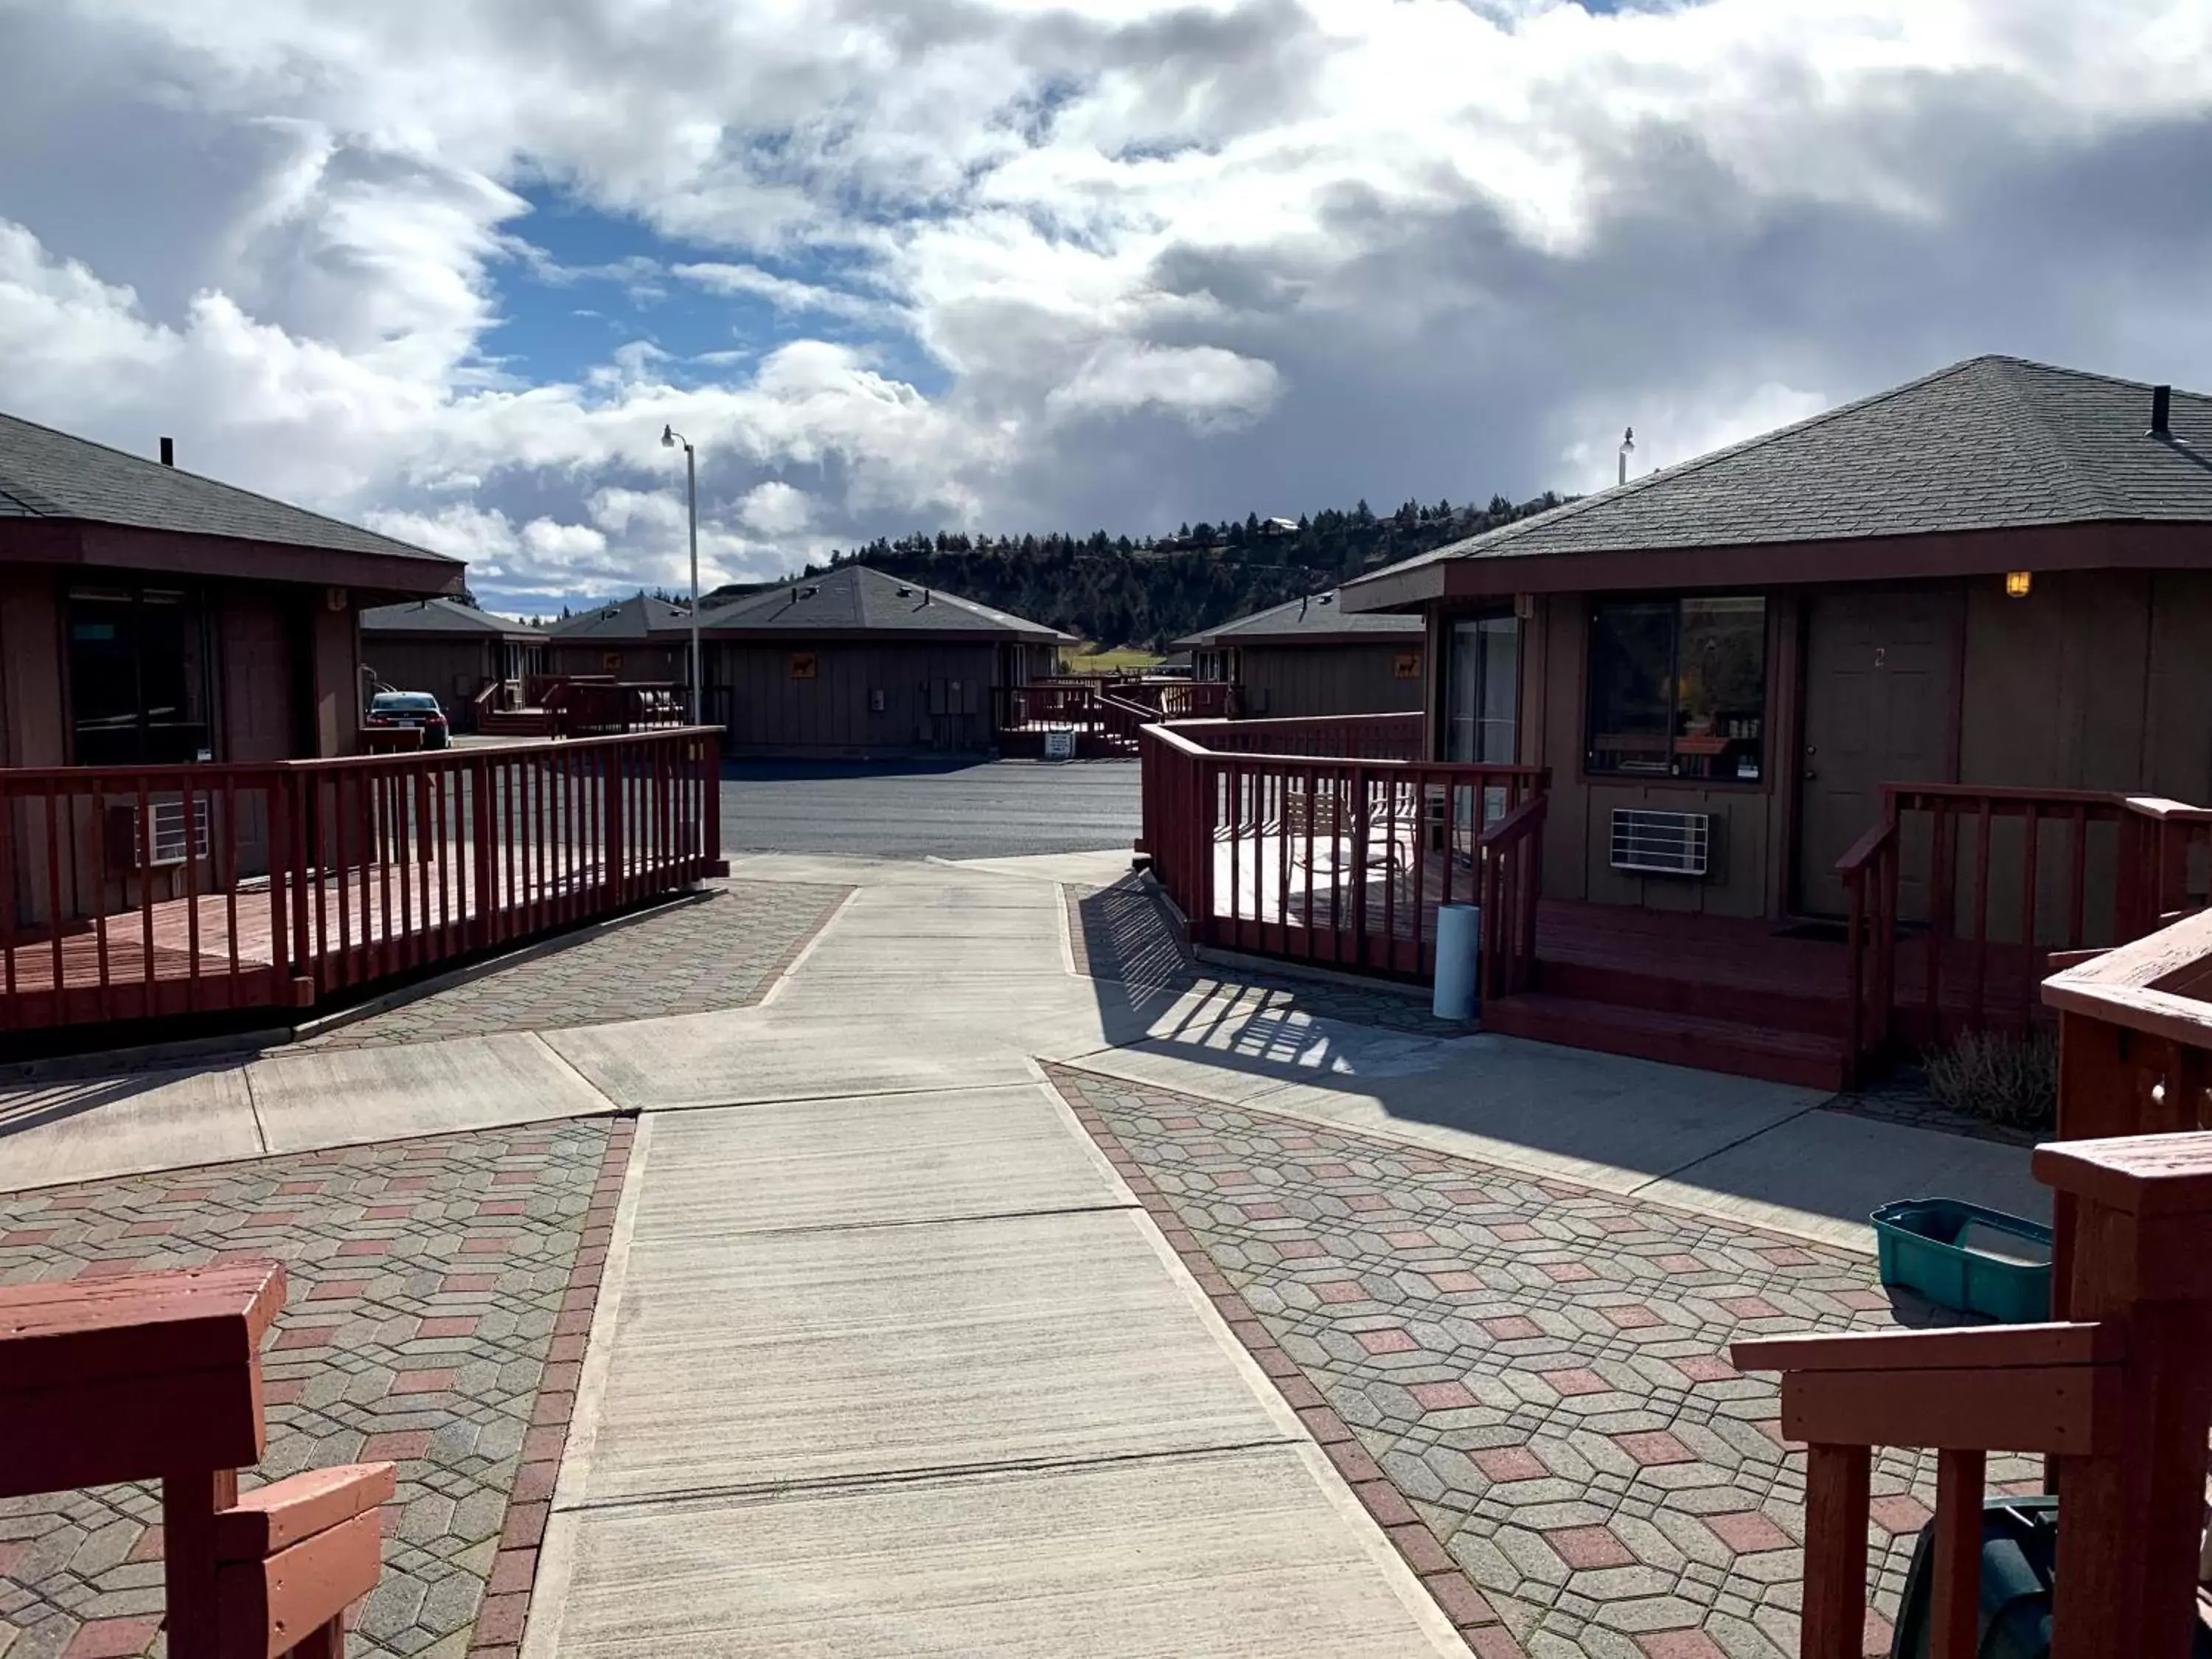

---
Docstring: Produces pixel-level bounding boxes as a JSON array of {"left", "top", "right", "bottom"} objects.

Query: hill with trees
[{"left": 785, "top": 491, "right": 1568, "bottom": 650}]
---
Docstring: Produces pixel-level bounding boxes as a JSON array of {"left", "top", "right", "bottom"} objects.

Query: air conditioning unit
[
  {"left": 105, "top": 797, "right": 212, "bottom": 870},
  {"left": 1610, "top": 808, "right": 1711, "bottom": 877}
]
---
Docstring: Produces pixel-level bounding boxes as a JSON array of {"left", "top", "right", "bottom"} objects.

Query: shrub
[{"left": 1922, "top": 1028, "right": 2058, "bottom": 1129}]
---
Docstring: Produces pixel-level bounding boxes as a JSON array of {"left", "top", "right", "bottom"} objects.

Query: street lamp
[{"left": 661, "top": 424, "right": 702, "bottom": 723}]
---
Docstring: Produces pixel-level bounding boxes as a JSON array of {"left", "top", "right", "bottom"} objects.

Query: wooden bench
[
  {"left": 0, "top": 1261, "right": 394, "bottom": 1658},
  {"left": 1735, "top": 1133, "right": 2212, "bottom": 1659}
]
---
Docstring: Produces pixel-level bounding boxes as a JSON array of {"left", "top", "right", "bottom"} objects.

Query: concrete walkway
[
  {"left": 526, "top": 860, "right": 1465, "bottom": 1656},
  {"left": 0, "top": 848, "right": 2050, "bottom": 1655},
  {"left": 0, "top": 849, "right": 2042, "bottom": 1252}
]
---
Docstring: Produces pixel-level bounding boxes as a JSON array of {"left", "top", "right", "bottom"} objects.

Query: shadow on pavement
[{"left": 1069, "top": 875, "right": 2045, "bottom": 1242}]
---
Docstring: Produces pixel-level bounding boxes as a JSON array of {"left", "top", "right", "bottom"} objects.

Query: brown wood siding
[
  {"left": 1959, "top": 568, "right": 2212, "bottom": 801},
  {"left": 310, "top": 605, "right": 361, "bottom": 757},
  {"left": 1467, "top": 570, "right": 2212, "bottom": 927},
  {"left": 711, "top": 641, "right": 1001, "bottom": 753},
  {"left": 1950, "top": 568, "right": 2212, "bottom": 941},
  {"left": 1517, "top": 591, "right": 1785, "bottom": 919},
  {"left": 220, "top": 588, "right": 298, "bottom": 761},
  {"left": 0, "top": 569, "right": 63, "bottom": 768},
  {"left": 1237, "top": 643, "right": 1423, "bottom": 718},
  {"left": 361, "top": 638, "right": 497, "bottom": 726},
  {"left": 547, "top": 641, "right": 685, "bottom": 681}
]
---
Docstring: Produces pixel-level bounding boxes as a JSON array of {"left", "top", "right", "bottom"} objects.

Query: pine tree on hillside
[{"left": 806, "top": 488, "right": 1565, "bottom": 651}]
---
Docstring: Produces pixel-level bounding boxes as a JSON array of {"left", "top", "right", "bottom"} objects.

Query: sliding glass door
[{"left": 1445, "top": 613, "right": 1519, "bottom": 764}]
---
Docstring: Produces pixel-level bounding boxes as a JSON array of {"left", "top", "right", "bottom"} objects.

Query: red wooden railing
[
  {"left": 1110, "top": 678, "right": 1238, "bottom": 721},
  {"left": 1163, "top": 712, "right": 1423, "bottom": 761},
  {"left": 1477, "top": 790, "right": 1548, "bottom": 1000},
  {"left": 996, "top": 678, "right": 1241, "bottom": 754},
  {"left": 1840, "top": 784, "right": 2212, "bottom": 1080},
  {"left": 1740, "top": 908, "right": 2212, "bottom": 1659},
  {"left": 472, "top": 678, "right": 521, "bottom": 723},
  {"left": 0, "top": 728, "right": 724, "bottom": 1036},
  {"left": 544, "top": 679, "right": 686, "bottom": 736},
  {"left": 1137, "top": 718, "right": 1545, "bottom": 984}
]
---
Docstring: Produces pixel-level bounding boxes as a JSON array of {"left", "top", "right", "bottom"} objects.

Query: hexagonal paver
[
  {"left": 0, "top": 1117, "right": 627, "bottom": 1658},
  {"left": 1048, "top": 1061, "right": 2036, "bottom": 1659},
  {"left": 305, "top": 880, "right": 851, "bottom": 1048}
]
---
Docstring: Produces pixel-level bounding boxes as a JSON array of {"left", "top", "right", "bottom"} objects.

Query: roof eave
[
  {"left": 1338, "top": 560, "right": 1450, "bottom": 613},
  {"left": 0, "top": 519, "right": 465, "bottom": 597},
  {"left": 1352, "top": 519, "right": 2212, "bottom": 607}
]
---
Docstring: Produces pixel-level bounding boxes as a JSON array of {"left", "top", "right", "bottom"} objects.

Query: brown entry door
[{"left": 1796, "top": 588, "right": 1961, "bottom": 915}]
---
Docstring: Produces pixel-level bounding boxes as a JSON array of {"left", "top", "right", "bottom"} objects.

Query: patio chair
[{"left": 1283, "top": 782, "right": 1409, "bottom": 880}]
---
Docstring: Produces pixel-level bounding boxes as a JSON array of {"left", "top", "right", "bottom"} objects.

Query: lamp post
[{"left": 661, "top": 425, "right": 702, "bottom": 723}]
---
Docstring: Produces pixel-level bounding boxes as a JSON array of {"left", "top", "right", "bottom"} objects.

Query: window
[
  {"left": 1585, "top": 596, "right": 1766, "bottom": 782},
  {"left": 67, "top": 586, "right": 212, "bottom": 766},
  {"left": 1445, "top": 614, "right": 1519, "bottom": 763}
]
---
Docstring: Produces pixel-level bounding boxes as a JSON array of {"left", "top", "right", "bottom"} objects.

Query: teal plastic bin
[{"left": 1870, "top": 1198, "right": 2052, "bottom": 1324}]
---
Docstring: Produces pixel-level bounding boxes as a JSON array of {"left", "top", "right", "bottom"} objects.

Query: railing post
[
  {"left": 469, "top": 755, "right": 496, "bottom": 949},
  {"left": 2034, "top": 1135, "right": 2212, "bottom": 1659},
  {"left": 1845, "top": 866, "right": 1867, "bottom": 1084},
  {"left": 702, "top": 728, "right": 722, "bottom": 877},
  {"left": 1192, "top": 756, "right": 1216, "bottom": 945},
  {"left": 268, "top": 771, "right": 294, "bottom": 998},
  {"left": 1801, "top": 1442, "right": 1871, "bottom": 1659},
  {"left": 1930, "top": 1447, "right": 1985, "bottom": 1659},
  {"left": 603, "top": 742, "right": 626, "bottom": 907}
]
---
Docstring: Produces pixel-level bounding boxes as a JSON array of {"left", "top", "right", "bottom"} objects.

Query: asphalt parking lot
[{"left": 720, "top": 757, "right": 1141, "bottom": 860}]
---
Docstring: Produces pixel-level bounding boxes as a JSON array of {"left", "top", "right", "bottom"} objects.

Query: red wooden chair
[
  {"left": 1736, "top": 1133, "right": 2212, "bottom": 1659},
  {"left": 0, "top": 1262, "right": 394, "bottom": 1659}
]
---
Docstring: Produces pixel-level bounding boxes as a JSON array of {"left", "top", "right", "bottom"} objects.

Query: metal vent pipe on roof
[
  {"left": 159, "top": 437, "right": 174, "bottom": 466},
  {"left": 2151, "top": 385, "right": 2172, "bottom": 437}
]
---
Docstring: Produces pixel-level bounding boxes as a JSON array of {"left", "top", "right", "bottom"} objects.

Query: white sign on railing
[{"left": 1043, "top": 730, "right": 1077, "bottom": 761}]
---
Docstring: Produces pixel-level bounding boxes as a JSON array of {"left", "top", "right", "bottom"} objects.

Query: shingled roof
[
  {"left": 547, "top": 594, "right": 691, "bottom": 642},
  {"left": 1175, "top": 590, "right": 1422, "bottom": 648},
  {"left": 362, "top": 597, "right": 542, "bottom": 639},
  {"left": 1345, "top": 355, "right": 2212, "bottom": 608},
  {"left": 0, "top": 410, "right": 459, "bottom": 578},
  {"left": 692, "top": 564, "right": 1072, "bottom": 642}
]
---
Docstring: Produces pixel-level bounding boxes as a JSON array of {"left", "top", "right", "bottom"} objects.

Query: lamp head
[{"left": 661, "top": 425, "right": 676, "bottom": 448}]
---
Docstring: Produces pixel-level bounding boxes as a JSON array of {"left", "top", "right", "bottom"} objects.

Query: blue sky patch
[{"left": 485, "top": 184, "right": 936, "bottom": 394}]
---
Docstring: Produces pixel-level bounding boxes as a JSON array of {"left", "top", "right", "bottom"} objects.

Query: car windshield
[{"left": 372, "top": 694, "right": 439, "bottom": 712}]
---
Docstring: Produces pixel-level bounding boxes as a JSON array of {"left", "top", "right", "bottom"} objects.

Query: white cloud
[
  {"left": 1046, "top": 341, "right": 1281, "bottom": 429},
  {"left": 1, "top": 0, "right": 2210, "bottom": 609},
  {"left": 737, "top": 480, "right": 813, "bottom": 535},
  {"left": 670, "top": 262, "right": 900, "bottom": 326}
]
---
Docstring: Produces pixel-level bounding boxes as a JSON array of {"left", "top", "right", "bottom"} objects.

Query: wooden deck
[
  {"left": 1, "top": 728, "right": 723, "bottom": 1040},
  {"left": 0, "top": 846, "right": 628, "bottom": 1029},
  {"left": 1195, "top": 824, "right": 2053, "bottom": 1089}
]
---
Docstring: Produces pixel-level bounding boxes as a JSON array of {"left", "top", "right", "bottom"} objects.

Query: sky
[{"left": 1, "top": 0, "right": 2209, "bottom": 616}]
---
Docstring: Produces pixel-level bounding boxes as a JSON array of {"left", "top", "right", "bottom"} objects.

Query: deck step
[
  {"left": 1481, "top": 992, "right": 1850, "bottom": 1092},
  {"left": 478, "top": 709, "right": 555, "bottom": 737},
  {"left": 1534, "top": 959, "right": 1845, "bottom": 1037}
]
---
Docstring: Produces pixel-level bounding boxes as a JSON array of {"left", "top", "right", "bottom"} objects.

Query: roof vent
[
  {"left": 799, "top": 585, "right": 819, "bottom": 599},
  {"left": 1317, "top": 592, "right": 1335, "bottom": 605},
  {"left": 159, "top": 437, "right": 174, "bottom": 467},
  {"left": 897, "top": 586, "right": 913, "bottom": 597},
  {"left": 2151, "top": 384, "right": 2172, "bottom": 438}
]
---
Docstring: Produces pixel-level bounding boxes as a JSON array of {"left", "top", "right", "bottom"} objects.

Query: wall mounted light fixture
[{"left": 2006, "top": 571, "right": 2032, "bottom": 599}]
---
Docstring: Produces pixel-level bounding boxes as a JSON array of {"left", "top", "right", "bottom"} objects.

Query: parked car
[{"left": 366, "top": 690, "right": 451, "bottom": 749}]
